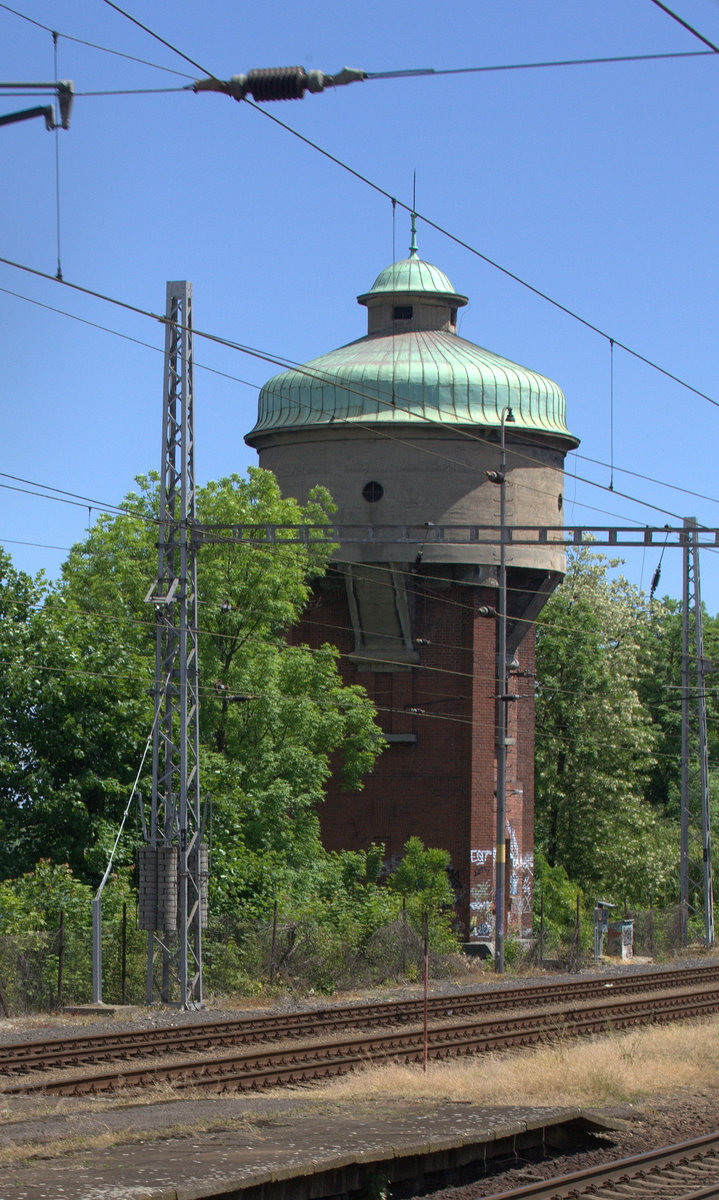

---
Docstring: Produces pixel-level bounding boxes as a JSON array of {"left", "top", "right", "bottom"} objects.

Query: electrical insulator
[
  {"left": 485, "top": 470, "right": 505, "bottom": 484},
  {"left": 245, "top": 67, "right": 308, "bottom": 102},
  {"left": 193, "top": 66, "right": 366, "bottom": 103},
  {"left": 478, "top": 605, "right": 498, "bottom": 618}
]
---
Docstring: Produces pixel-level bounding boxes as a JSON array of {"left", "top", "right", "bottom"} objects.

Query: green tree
[
  {"left": 0, "top": 470, "right": 385, "bottom": 889},
  {"left": 0, "top": 550, "right": 47, "bottom": 878},
  {"left": 387, "top": 836, "right": 456, "bottom": 946},
  {"left": 636, "top": 598, "right": 719, "bottom": 825},
  {"left": 534, "top": 548, "right": 677, "bottom": 904}
]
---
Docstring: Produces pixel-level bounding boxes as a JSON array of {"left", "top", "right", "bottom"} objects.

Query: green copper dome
[
  {"left": 248, "top": 230, "right": 576, "bottom": 444},
  {"left": 357, "top": 215, "right": 468, "bottom": 307},
  {"left": 357, "top": 256, "right": 468, "bottom": 306}
]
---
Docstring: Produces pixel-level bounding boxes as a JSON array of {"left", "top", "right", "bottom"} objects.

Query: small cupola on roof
[
  {"left": 357, "top": 213, "right": 468, "bottom": 336},
  {"left": 247, "top": 218, "right": 577, "bottom": 445}
]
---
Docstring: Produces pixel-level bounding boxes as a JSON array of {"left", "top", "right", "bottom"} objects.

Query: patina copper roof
[{"left": 249, "top": 231, "right": 576, "bottom": 443}]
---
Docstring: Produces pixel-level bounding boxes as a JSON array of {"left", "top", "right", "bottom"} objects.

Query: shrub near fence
[
  {"left": 627, "top": 904, "right": 688, "bottom": 958},
  {"left": 0, "top": 861, "right": 146, "bottom": 1012},
  {"left": 0, "top": 866, "right": 466, "bottom": 1012}
]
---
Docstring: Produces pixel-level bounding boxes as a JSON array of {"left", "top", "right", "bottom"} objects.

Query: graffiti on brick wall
[
  {"left": 468, "top": 827, "right": 534, "bottom": 937},
  {"left": 468, "top": 880, "right": 494, "bottom": 938},
  {"left": 507, "top": 824, "right": 534, "bottom": 920},
  {"left": 521, "top": 851, "right": 534, "bottom": 916}
]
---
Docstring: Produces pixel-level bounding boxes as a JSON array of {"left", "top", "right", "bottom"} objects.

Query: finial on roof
[{"left": 409, "top": 211, "right": 418, "bottom": 258}]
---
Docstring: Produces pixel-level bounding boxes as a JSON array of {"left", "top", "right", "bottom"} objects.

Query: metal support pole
[
  {"left": 57, "top": 910, "right": 64, "bottom": 1010},
  {"left": 121, "top": 902, "right": 127, "bottom": 1006},
  {"left": 679, "top": 516, "right": 714, "bottom": 949},
  {"left": 494, "top": 406, "right": 514, "bottom": 973},
  {"left": 422, "top": 912, "right": 429, "bottom": 1072},
  {"left": 92, "top": 897, "right": 102, "bottom": 1004},
  {"left": 145, "top": 281, "right": 204, "bottom": 1008},
  {"left": 680, "top": 523, "right": 690, "bottom": 946}
]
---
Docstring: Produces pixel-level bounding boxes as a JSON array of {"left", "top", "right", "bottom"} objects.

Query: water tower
[{"left": 246, "top": 220, "right": 578, "bottom": 947}]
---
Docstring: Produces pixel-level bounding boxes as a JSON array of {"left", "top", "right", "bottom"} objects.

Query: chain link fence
[{"left": 0, "top": 907, "right": 468, "bottom": 1014}]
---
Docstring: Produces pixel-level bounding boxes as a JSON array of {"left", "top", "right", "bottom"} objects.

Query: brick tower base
[{"left": 293, "top": 569, "right": 536, "bottom": 946}]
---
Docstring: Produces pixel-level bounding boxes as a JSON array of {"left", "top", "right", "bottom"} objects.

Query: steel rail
[
  {"left": 4, "top": 981, "right": 719, "bottom": 1097},
  {"left": 484, "top": 1130, "right": 719, "bottom": 1198},
  {"left": 1, "top": 963, "right": 718, "bottom": 1075}
]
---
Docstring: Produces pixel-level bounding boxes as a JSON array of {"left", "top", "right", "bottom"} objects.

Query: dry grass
[
  {"left": 0, "top": 1112, "right": 260, "bottom": 1165},
  {"left": 292, "top": 1015, "right": 719, "bottom": 1109},
  {"left": 4, "top": 1017, "right": 719, "bottom": 1166}
]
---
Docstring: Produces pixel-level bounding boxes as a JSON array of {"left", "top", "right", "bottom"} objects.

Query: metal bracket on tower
[
  {"left": 141, "top": 281, "right": 206, "bottom": 1008},
  {"left": 680, "top": 517, "right": 714, "bottom": 949}
]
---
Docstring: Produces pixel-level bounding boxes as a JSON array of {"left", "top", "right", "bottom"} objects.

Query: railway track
[
  {"left": 4, "top": 977, "right": 719, "bottom": 1097},
  {"left": 1, "top": 962, "right": 718, "bottom": 1076},
  {"left": 484, "top": 1130, "right": 719, "bottom": 1198}
]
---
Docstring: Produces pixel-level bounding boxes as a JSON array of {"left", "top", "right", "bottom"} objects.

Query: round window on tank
[{"left": 362, "top": 481, "right": 384, "bottom": 503}]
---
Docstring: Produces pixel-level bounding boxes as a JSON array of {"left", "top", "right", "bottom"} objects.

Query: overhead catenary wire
[
  {"left": 2, "top": 282, "right": 718, "bottom": 520},
  {"left": 11, "top": 2, "right": 715, "bottom": 415},
  {"left": 245, "top": 97, "right": 719, "bottom": 414},
  {"left": 74, "top": 87, "right": 188, "bottom": 96},
  {"left": 5, "top": 1, "right": 715, "bottom": 83},
  {"left": 363, "top": 49, "right": 717, "bottom": 78},
  {"left": 0, "top": 494, "right": 688, "bottom": 675},
  {"left": 0, "top": 2, "right": 196, "bottom": 77},
  {"left": 100, "top": 0, "right": 218, "bottom": 80},
  {"left": 0, "top": 254, "right": 712, "bottom": 535},
  {"left": 1, "top": 559, "right": 701, "bottom": 739},
  {"left": 1, "top": 16, "right": 717, "bottom": 525},
  {"left": 2, "top": 14, "right": 717, "bottom": 565},
  {"left": 8, "top": 533, "right": 685, "bottom": 692},
  {"left": 52, "top": 31, "right": 62, "bottom": 280},
  {"left": 648, "top": 0, "right": 719, "bottom": 54},
  {"left": 0, "top": 643, "right": 697, "bottom": 754}
]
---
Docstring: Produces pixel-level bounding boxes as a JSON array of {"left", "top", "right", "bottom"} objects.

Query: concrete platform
[{"left": 1, "top": 1095, "right": 621, "bottom": 1200}]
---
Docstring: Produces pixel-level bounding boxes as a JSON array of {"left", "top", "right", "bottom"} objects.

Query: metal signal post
[
  {"left": 680, "top": 517, "right": 714, "bottom": 949},
  {"left": 142, "top": 282, "right": 206, "bottom": 1008}
]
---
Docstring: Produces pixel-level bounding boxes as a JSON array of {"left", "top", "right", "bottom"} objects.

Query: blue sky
[{"left": 2, "top": 0, "right": 719, "bottom": 609}]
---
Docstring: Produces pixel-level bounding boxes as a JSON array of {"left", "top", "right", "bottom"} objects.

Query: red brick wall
[{"left": 293, "top": 574, "right": 537, "bottom": 941}]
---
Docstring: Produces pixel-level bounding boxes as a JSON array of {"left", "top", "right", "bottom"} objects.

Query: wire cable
[
  {"left": 52, "top": 32, "right": 63, "bottom": 281},
  {"left": 4, "top": 10, "right": 706, "bottom": 536},
  {"left": 0, "top": 536, "right": 72, "bottom": 551},
  {"left": 365, "top": 49, "right": 716, "bottom": 78},
  {"left": 75, "top": 87, "right": 188, "bottom": 96},
  {"left": 648, "top": 0, "right": 719, "bottom": 53},
  {"left": 100, "top": 0, "right": 218, "bottom": 80},
  {"left": 244, "top": 98, "right": 719, "bottom": 413},
  {"left": 0, "top": 2, "right": 196, "bottom": 77},
  {"left": 0, "top": 252, "right": 713, "bottom": 535},
  {"left": 3, "top": 282, "right": 718, "bottom": 531},
  {"left": 0, "top": 283, "right": 261, "bottom": 391},
  {"left": 12, "top": 1, "right": 713, "bottom": 417}
]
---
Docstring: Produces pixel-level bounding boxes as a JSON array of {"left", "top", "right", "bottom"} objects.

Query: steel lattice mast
[
  {"left": 142, "top": 281, "right": 205, "bottom": 1007},
  {"left": 680, "top": 517, "right": 715, "bottom": 949}
]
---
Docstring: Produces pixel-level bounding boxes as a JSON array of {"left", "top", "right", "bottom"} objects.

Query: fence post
[
  {"left": 57, "top": 910, "right": 64, "bottom": 1010},
  {"left": 422, "top": 912, "right": 429, "bottom": 1073},
  {"left": 92, "top": 897, "right": 102, "bottom": 1004},
  {"left": 539, "top": 892, "right": 544, "bottom": 966},
  {"left": 121, "top": 902, "right": 127, "bottom": 1005},
  {"left": 269, "top": 899, "right": 278, "bottom": 985},
  {"left": 649, "top": 894, "right": 655, "bottom": 959}
]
